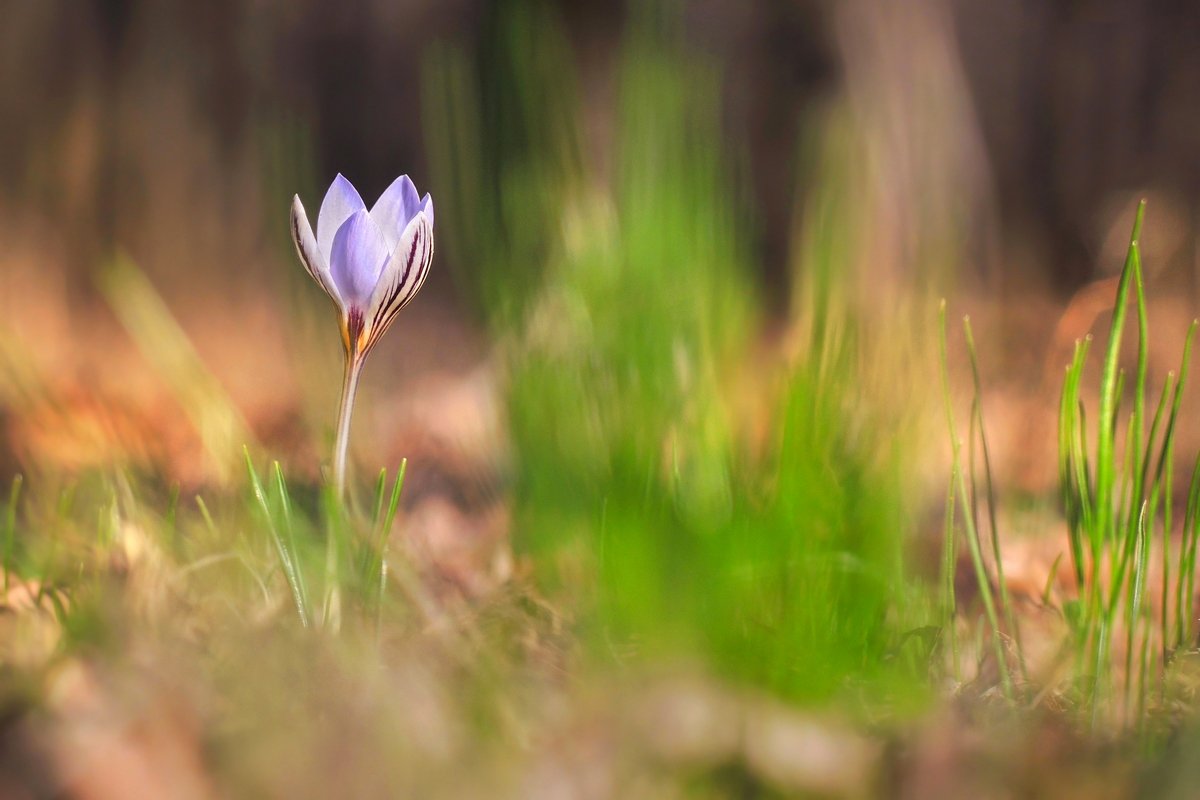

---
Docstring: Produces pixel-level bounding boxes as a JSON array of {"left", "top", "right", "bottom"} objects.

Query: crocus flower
[{"left": 291, "top": 174, "right": 434, "bottom": 496}]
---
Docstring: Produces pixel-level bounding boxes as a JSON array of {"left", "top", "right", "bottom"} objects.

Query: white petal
[
  {"left": 369, "top": 174, "right": 422, "bottom": 251},
  {"left": 420, "top": 193, "right": 434, "bottom": 231},
  {"left": 316, "top": 174, "right": 366, "bottom": 266},
  {"left": 291, "top": 195, "right": 342, "bottom": 307}
]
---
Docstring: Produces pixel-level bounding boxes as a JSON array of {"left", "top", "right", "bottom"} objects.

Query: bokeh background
[
  {"left": 7, "top": 0, "right": 1200, "bottom": 531},
  {"left": 6, "top": 0, "right": 1200, "bottom": 796},
  {"left": 7, "top": 0, "right": 1200, "bottom": 315}
]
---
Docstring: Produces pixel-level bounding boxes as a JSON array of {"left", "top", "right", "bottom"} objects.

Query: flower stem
[
  {"left": 325, "top": 353, "right": 361, "bottom": 631},
  {"left": 333, "top": 355, "right": 363, "bottom": 501}
]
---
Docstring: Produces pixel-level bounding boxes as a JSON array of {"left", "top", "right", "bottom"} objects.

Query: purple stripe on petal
[
  {"left": 346, "top": 307, "right": 366, "bottom": 355},
  {"left": 330, "top": 209, "right": 390, "bottom": 308},
  {"left": 363, "top": 214, "right": 434, "bottom": 353},
  {"left": 317, "top": 174, "right": 366, "bottom": 265},
  {"left": 291, "top": 195, "right": 342, "bottom": 307},
  {"left": 369, "top": 222, "right": 422, "bottom": 336},
  {"left": 396, "top": 216, "right": 432, "bottom": 310},
  {"left": 388, "top": 221, "right": 432, "bottom": 325}
]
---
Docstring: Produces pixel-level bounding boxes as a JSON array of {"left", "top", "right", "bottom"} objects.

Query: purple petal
[
  {"left": 291, "top": 195, "right": 342, "bottom": 307},
  {"left": 369, "top": 175, "right": 423, "bottom": 250},
  {"left": 361, "top": 212, "right": 434, "bottom": 354},
  {"left": 330, "top": 209, "right": 390, "bottom": 308},
  {"left": 317, "top": 174, "right": 366, "bottom": 265}
]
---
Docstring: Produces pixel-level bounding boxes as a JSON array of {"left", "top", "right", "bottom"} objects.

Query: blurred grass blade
[
  {"left": 363, "top": 459, "right": 407, "bottom": 614},
  {"left": 938, "top": 302, "right": 960, "bottom": 674},
  {"left": 244, "top": 448, "right": 310, "bottom": 627},
  {"left": 1042, "top": 553, "right": 1063, "bottom": 606},
  {"left": 195, "top": 495, "right": 219, "bottom": 538},
  {"left": 271, "top": 460, "right": 310, "bottom": 614},
  {"left": 319, "top": 482, "right": 344, "bottom": 631},
  {"left": 380, "top": 459, "right": 407, "bottom": 542},
  {"left": 3, "top": 474, "right": 21, "bottom": 591},
  {"left": 99, "top": 254, "right": 253, "bottom": 484},
  {"left": 370, "top": 468, "right": 389, "bottom": 533}
]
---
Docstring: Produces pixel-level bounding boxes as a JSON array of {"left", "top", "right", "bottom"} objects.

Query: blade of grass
[
  {"left": 941, "top": 466, "right": 959, "bottom": 675},
  {"left": 940, "top": 303, "right": 1013, "bottom": 700},
  {"left": 1095, "top": 201, "right": 1144, "bottom": 553},
  {"left": 1116, "top": 236, "right": 1151, "bottom": 593},
  {"left": 244, "top": 448, "right": 310, "bottom": 627},
  {"left": 1123, "top": 501, "right": 1149, "bottom": 714},
  {"left": 1110, "top": 411, "right": 1148, "bottom": 620},
  {"left": 365, "top": 460, "right": 407, "bottom": 610},
  {"left": 271, "top": 461, "right": 310, "bottom": 615},
  {"left": 195, "top": 495, "right": 219, "bottom": 538},
  {"left": 1141, "top": 373, "right": 1176, "bottom": 499},
  {"left": 1123, "top": 371, "right": 1171, "bottom": 695},
  {"left": 963, "top": 316, "right": 1026, "bottom": 680},
  {"left": 373, "top": 459, "right": 407, "bottom": 638},
  {"left": 1180, "top": 451, "right": 1200, "bottom": 648},
  {"left": 1086, "top": 200, "right": 1145, "bottom": 718},
  {"left": 4, "top": 475, "right": 21, "bottom": 592},
  {"left": 380, "top": 459, "right": 407, "bottom": 543},
  {"left": 319, "top": 482, "right": 345, "bottom": 630},
  {"left": 1042, "top": 553, "right": 1064, "bottom": 606},
  {"left": 371, "top": 468, "right": 389, "bottom": 533},
  {"left": 1152, "top": 323, "right": 1198, "bottom": 655},
  {"left": 1060, "top": 339, "right": 1092, "bottom": 586}
]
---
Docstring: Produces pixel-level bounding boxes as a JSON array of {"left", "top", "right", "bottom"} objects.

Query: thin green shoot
[
  {"left": 1092, "top": 201, "right": 1144, "bottom": 557},
  {"left": 940, "top": 302, "right": 1014, "bottom": 700},
  {"left": 271, "top": 460, "right": 310, "bottom": 619},
  {"left": 195, "top": 495, "right": 219, "bottom": 538},
  {"left": 1121, "top": 373, "right": 1172, "bottom": 700},
  {"left": 963, "top": 316, "right": 1026, "bottom": 681},
  {"left": 1180, "top": 453, "right": 1200, "bottom": 647},
  {"left": 941, "top": 473, "right": 958, "bottom": 675},
  {"left": 244, "top": 448, "right": 310, "bottom": 627},
  {"left": 1042, "top": 553, "right": 1063, "bottom": 607},
  {"left": 320, "top": 482, "right": 344, "bottom": 630},
  {"left": 367, "top": 459, "right": 407, "bottom": 640},
  {"left": 1124, "top": 501, "right": 1149, "bottom": 712},
  {"left": 370, "top": 469, "right": 389, "bottom": 534}
]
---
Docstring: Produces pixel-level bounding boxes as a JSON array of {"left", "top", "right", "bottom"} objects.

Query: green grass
[
  {"left": 241, "top": 449, "right": 410, "bottom": 632},
  {"left": 939, "top": 200, "right": 1200, "bottom": 729},
  {"left": 1054, "top": 202, "right": 1200, "bottom": 725},
  {"left": 422, "top": 0, "right": 933, "bottom": 712}
]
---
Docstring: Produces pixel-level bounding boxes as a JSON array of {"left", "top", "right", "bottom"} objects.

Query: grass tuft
[{"left": 950, "top": 201, "right": 1200, "bottom": 726}]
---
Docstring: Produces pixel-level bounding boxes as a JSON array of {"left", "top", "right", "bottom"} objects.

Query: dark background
[{"left": 4, "top": 0, "right": 1200, "bottom": 303}]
